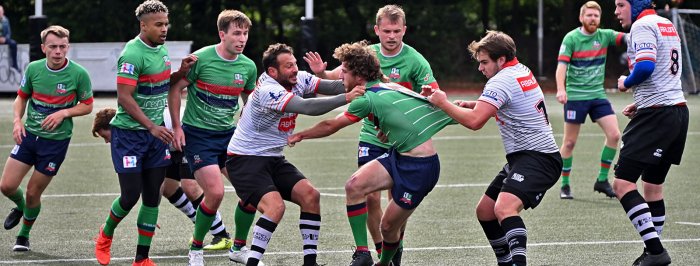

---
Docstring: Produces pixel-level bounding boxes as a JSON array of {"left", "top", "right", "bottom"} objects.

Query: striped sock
[
  {"left": 378, "top": 240, "right": 400, "bottom": 265},
  {"left": 347, "top": 203, "right": 369, "bottom": 252},
  {"left": 620, "top": 190, "right": 664, "bottom": 255},
  {"left": 598, "top": 146, "right": 616, "bottom": 182},
  {"left": 166, "top": 187, "right": 196, "bottom": 222},
  {"left": 209, "top": 211, "right": 227, "bottom": 236},
  {"left": 17, "top": 205, "right": 40, "bottom": 238},
  {"left": 375, "top": 242, "right": 383, "bottom": 258},
  {"left": 501, "top": 216, "right": 527, "bottom": 266},
  {"left": 561, "top": 156, "right": 572, "bottom": 186},
  {"left": 248, "top": 215, "right": 277, "bottom": 266},
  {"left": 191, "top": 202, "right": 217, "bottom": 250},
  {"left": 300, "top": 212, "right": 321, "bottom": 266},
  {"left": 648, "top": 199, "right": 665, "bottom": 236},
  {"left": 233, "top": 201, "right": 256, "bottom": 251},
  {"left": 103, "top": 197, "right": 129, "bottom": 237},
  {"left": 8, "top": 187, "right": 25, "bottom": 211},
  {"left": 479, "top": 219, "right": 512, "bottom": 265},
  {"left": 136, "top": 205, "right": 159, "bottom": 247}
]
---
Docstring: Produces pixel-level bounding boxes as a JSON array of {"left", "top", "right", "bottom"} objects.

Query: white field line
[
  {"left": 1, "top": 238, "right": 699, "bottom": 264},
  {"left": 676, "top": 221, "right": 700, "bottom": 226}
]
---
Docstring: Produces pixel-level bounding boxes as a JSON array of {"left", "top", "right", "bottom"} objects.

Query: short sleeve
[
  {"left": 477, "top": 78, "right": 512, "bottom": 110},
  {"left": 344, "top": 95, "right": 370, "bottom": 122},
  {"left": 558, "top": 34, "right": 574, "bottom": 63},
  {"left": 185, "top": 59, "right": 200, "bottom": 85},
  {"left": 18, "top": 66, "right": 32, "bottom": 98},
  {"left": 77, "top": 68, "right": 94, "bottom": 104},
  {"left": 244, "top": 63, "right": 257, "bottom": 93},
  {"left": 297, "top": 71, "right": 321, "bottom": 95},
  {"left": 259, "top": 85, "right": 295, "bottom": 112},
  {"left": 410, "top": 55, "right": 439, "bottom": 89},
  {"left": 116, "top": 52, "right": 141, "bottom": 86},
  {"left": 630, "top": 23, "right": 658, "bottom": 63}
]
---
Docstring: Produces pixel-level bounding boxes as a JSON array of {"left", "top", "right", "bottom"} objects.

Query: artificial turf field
[{"left": 0, "top": 93, "right": 697, "bottom": 265}]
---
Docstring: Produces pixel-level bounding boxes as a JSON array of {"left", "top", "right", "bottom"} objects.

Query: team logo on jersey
[
  {"left": 234, "top": 73, "right": 245, "bottom": 85},
  {"left": 164, "top": 149, "right": 171, "bottom": 160},
  {"left": 269, "top": 91, "right": 285, "bottom": 101},
  {"left": 389, "top": 68, "right": 400, "bottom": 80},
  {"left": 56, "top": 83, "right": 67, "bottom": 94},
  {"left": 593, "top": 40, "right": 601, "bottom": 49},
  {"left": 123, "top": 156, "right": 137, "bottom": 168},
  {"left": 657, "top": 23, "right": 678, "bottom": 37},
  {"left": 516, "top": 72, "right": 539, "bottom": 92},
  {"left": 399, "top": 192, "right": 413, "bottom": 205},
  {"left": 559, "top": 44, "right": 567, "bottom": 54},
  {"left": 162, "top": 55, "right": 171, "bottom": 66},
  {"left": 45, "top": 162, "right": 57, "bottom": 172},
  {"left": 278, "top": 114, "right": 298, "bottom": 132},
  {"left": 423, "top": 73, "right": 431, "bottom": 82},
  {"left": 193, "top": 154, "right": 202, "bottom": 164},
  {"left": 20, "top": 75, "right": 26, "bottom": 87},
  {"left": 358, "top": 146, "right": 370, "bottom": 157},
  {"left": 119, "top": 63, "right": 135, "bottom": 75}
]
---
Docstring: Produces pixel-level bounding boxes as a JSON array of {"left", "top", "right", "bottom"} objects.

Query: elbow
[{"left": 464, "top": 119, "right": 488, "bottom": 131}]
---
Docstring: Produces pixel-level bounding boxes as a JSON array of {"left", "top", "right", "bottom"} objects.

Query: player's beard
[{"left": 583, "top": 23, "right": 598, "bottom": 34}]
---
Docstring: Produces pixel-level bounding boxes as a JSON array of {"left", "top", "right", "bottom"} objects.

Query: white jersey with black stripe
[
  {"left": 626, "top": 11, "right": 686, "bottom": 108},
  {"left": 227, "top": 71, "right": 320, "bottom": 157},
  {"left": 477, "top": 60, "right": 559, "bottom": 155}
]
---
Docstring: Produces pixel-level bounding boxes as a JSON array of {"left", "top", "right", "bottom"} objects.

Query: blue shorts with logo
[
  {"left": 563, "top": 99, "right": 615, "bottom": 124},
  {"left": 357, "top": 142, "right": 389, "bottom": 167},
  {"left": 377, "top": 149, "right": 440, "bottom": 210},
  {"left": 183, "top": 124, "right": 235, "bottom": 173},
  {"left": 9, "top": 131, "right": 70, "bottom": 176},
  {"left": 110, "top": 127, "right": 171, "bottom": 174}
]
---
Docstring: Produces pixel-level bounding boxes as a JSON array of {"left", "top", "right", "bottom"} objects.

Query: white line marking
[
  {"left": 1, "top": 238, "right": 698, "bottom": 264},
  {"left": 676, "top": 222, "right": 700, "bottom": 226}
]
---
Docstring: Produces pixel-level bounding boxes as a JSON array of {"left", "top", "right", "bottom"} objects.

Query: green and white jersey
[
  {"left": 362, "top": 43, "right": 438, "bottom": 148},
  {"left": 182, "top": 45, "right": 256, "bottom": 131},
  {"left": 111, "top": 36, "right": 171, "bottom": 130},
  {"left": 18, "top": 59, "right": 93, "bottom": 140},
  {"left": 344, "top": 81, "right": 454, "bottom": 153},
  {"left": 558, "top": 28, "right": 624, "bottom": 101}
]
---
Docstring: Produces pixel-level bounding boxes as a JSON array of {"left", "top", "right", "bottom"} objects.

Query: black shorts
[
  {"left": 226, "top": 155, "right": 305, "bottom": 207},
  {"left": 618, "top": 105, "right": 688, "bottom": 165},
  {"left": 485, "top": 151, "right": 562, "bottom": 209},
  {"left": 166, "top": 150, "right": 194, "bottom": 181}
]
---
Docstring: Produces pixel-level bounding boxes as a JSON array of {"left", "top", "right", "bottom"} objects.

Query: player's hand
[
  {"left": 287, "top": 133, "right": 303, "bottom": 147},
  {"left": 172, "top": 126, "right": 186, "bottom": 151},
  {"left": 41, "top": 110, "right": 68, "bottom": 131},
  {"left": 376, "top": 129, "right": 389, "bottom": 143},
  {"left": 420, "top": 85, "right": 436, "bottom": 97},
  {"left": 618, "top": 75, "right": 629, "bottom": 92},
  {"left": 427, "top": 88, "right": 448, "bottom": 107},
  {"left": 303, "top": 52, "right": 327, "bottom": 75},
  {"left": 12, "top": 120, "right": 25, "bottom": 145},
  {"left": 556, "top": 90, "right": 567, "bottom": 104},
  {"left": 0, "top": 37, "right": 6, "bottom": 44},
  {"left": 178, "top": 54, "right": 198, "bottom": 74},
  {"left": 622, "top": 103, "right": 637, "bottom": 118},
  {"left": 149, "top": 125, "right": 174, "bottom": 144},
  {"left": 345, "top": 85, "right": 365, "bottom": 102}
]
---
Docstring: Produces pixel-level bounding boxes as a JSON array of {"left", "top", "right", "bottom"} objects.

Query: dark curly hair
[
  {"left": 92, "top": 108, "right": 116, "bottom": 137},
  {"left": 332, "top": 40, "right": 383, "bottom": 82}
]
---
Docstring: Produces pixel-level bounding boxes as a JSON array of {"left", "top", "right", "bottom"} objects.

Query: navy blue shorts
[
  {"left": 182, "top": 124, "right": 235, "bottom": 173},
  {"left": 357, "top": 142, "right": 389, "bottom": 167},
  {"left": 110, "top": 127, "right": 171, "bottom": 174},
  {"left": 166, "top": 150, "right": 193, "bottom": 181},
  {"left": 9, "top": 131, "right": 70, "bottom": 176},
  {"left": 563, "top": 99, "right": 615, "bottom": 124},
  {"left": 377, "top": 149, "right": 440, "bottom": 210}
]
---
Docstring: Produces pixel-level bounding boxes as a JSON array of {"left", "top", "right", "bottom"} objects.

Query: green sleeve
[
  {"left": 244, "top": 63, "right": 257, "bottom": 92},
  {"left": 19, "top": 65, "right": 32, "bottom": 94},
  {"left": 411, "top": 55, "right": 437, "bottom": 87},
  {"left": 116, "top": 51, "right": 142, "bottom": 82},
  {"left": 77, "top": 68, "right": 93, "bottom": 101},
  {"left": 185, "top": 59, "right": 200, "bottom": 84},
  {"left": 345, "top": 95, "right": 370, "bottom": 120},
  {"left": 558, "top": 34, "right": 574, "bottom": 63}
]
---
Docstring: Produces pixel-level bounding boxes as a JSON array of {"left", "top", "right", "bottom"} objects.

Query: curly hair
[
  {"left": 332, "top": 40, "right": 383, "bottom": 82},
  {"left": 135, "top": 0, "right": 168, "bottom": 21},
  {"left": 262, "top": 43, "right": 294, "bottom": 71},
  {"left": 92, "top": 108, "right": 116, "bottom": 137},
  {"left": 218, "top": 10, "right": 252, "bottom": 33},
  {"left": 40, "top": 25, "right": 70, "bottom": 44},
  {"left": 467, "top": 30, "right": 516, "bottom": 62}
]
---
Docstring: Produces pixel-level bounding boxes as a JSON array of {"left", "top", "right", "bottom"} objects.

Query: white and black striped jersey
[
  {"left": 477, "top": 59, "right": 559, "bottom": 155},
  {"left": 626, "top": 10, "right": 686, "bottom": 108},
  {"left": 227, "top": 71, "right": 320, "bottom": 157}
]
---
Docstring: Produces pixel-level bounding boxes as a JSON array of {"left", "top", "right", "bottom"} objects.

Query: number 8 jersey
[
  {"left": 477, "top": 58, "right": 559, "bottom": 155},
  {"left": 626, "top": 10, "right": 686, "bottom": 108}
]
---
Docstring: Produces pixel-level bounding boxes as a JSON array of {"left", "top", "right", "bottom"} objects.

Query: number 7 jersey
[{"left": 477, "top": 58, "right": 559, "bottom": 155}]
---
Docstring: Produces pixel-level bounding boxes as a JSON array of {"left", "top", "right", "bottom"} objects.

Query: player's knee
[
  {"left": 366, "top": 191, "right": 381, "bottom": 205},
  {"left": 475, "top": 203, "right": 495, "bottom": 221},
  {"left": 261, "top": 201, "right": 285, "bottom": 221},
  {"left": 0, "top": 183, "right": 15, "bottom": 197},
  {"left": 119, "top": 194, "right": 140, "bottom": 211},
  {"left": 612, "top": 179, "right": 635, "bottom": 197},
  {"left": 380, "top": 220, "right": 400, "bottom": 238},
  {"left": 24, "top": 189, "right": 41, "bottom": 206},
  {"left": 607, "top": 131, "right": 621, "bottom": 144},
  {"left": 345, "top": 176, "right": 365, "bottom": 199},
  {"left": 493, "top": 205, "right": 518, "bottom": 221},
  {"left": 562, "top": 139, "right": 576, "bottom": 151},
  {"left": 298, "top": 188, "right": 320, "bottom": 210}
]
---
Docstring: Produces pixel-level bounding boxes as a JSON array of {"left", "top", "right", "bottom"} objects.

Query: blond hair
[
  {"left": 376, "top": 5, "right": 406, "bottom": 26},
  {"left": 135, "top": 0, "right": 168, "bottom": 21},
  {"left": 40, "top": 25, "right": 70, "bottom": 43},
  {"left": 218, "top": 10, "right": 252, "bottom": 32}
]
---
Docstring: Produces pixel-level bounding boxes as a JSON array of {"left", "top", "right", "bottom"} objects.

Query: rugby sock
[
  {"left": 378, "top": 240, "right": 400, "bottom": 266},
  {"left": 136, "top": 205, "right": 158, "bottom": 253},
  {"left": 209, "top": 211, "right": 227, "bottom": 236},
  {"left": 17, "top": 205, "right": 40, "bottom": 238},
  {"left": 299, "top": 212, "right": 321, "bottom": 266},
  {"left": 8, "top": 187, "right": 25, "bottom": 211},
  {"left": 248, "top": 215, "right": 277, "bottom": 266},
  {"left": 347, "top": 202, "right": 369, "bottom": 252},
  {"left": 501, "top": 216, "right": 527, "bottom": 266},
  {"left": 375, "top": 242, "right": 383, "bottom": 258},
  {"left": 597, "top": 146, "right": 616, "bottom": 182},
  {"left": 479, "top": 219, "right": 512, "bottom": 265},
  {"left": 648, "top": 199, "right": 665, "bottom": 236},
  {"left": 233, "top": 201, "right": 256, "bottom": 251},
  {"left": 192, "top": 194, "right": 204, "bottom": 209},
  {"left": 620, "top": 191, "right": 664, "bottom": 255},
  {"left": 191, "top": 202, "right": 216, "bottom": 251},
  {"left": 166, "top": 187, "right": 196, "bottom": 222},
  {"left": 104, "top": 197, "right": 129, "bottom": 237},
  {"left": 561, "top": 156, "right": 573, "bottom": 186}
]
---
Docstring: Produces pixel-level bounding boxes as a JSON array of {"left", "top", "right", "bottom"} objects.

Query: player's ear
[{"left": 267, "top": 66, "right": 278, "bottom": 78}]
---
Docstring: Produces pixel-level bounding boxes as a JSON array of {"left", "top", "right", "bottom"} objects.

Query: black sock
[
  {"left": 135, "top": 245, "right": 149, "bottom": 262},
  {"left": 500, "top": 216, "right": 527, "bottom": 266},
  {"left": 479, "top": 219, "right": 512, "bottom": 265},
  {"left": 620, "top": 191, "right": 663, "bottom": 255}
]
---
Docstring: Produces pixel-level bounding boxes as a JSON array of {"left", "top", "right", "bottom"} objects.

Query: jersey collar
[
  {"left": 502, "top": 57, "right": 519, "bottom": 69},
  {"left": 637, "top": 9, "right": 656, "bottom": 20}
]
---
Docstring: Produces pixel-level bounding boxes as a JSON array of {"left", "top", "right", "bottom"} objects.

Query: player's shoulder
[
  {"left": 236, "top": 53, "right": 257, "bottom": 68},
  {"left": 401, "top": 43, "right": 427, "bottom": 58},
  {"left": 192, "top": 45, "right": 215, "bottom": 57},
  {"left": 25, "top": 58, "right": 46, "bottom": 71},
  {"left": 67, "top": 59, "right": 89, "bottom": 74},
  {"left": 563, "top": 28, "right": 580, "bottom": 39}
]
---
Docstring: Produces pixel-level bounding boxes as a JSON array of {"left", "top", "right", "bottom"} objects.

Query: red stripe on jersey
[
  {"left": 312, "top": 79, "right": 321, "bottom": 94},
  {"left": 17, "top": 90, "right": 30, "bottom": 99},
  {"left": 425, "top": 81, "right": 439, "bottom": 89},
  {"left": 33, "top": 92, "right": 76, "bottom": 105},
  {"left": 558, "top": 55, "right": 571, "bottom": 63},
  {"left": 635, "top": 57, "right": 656, "bottom": 63},
  {"left": 658, "top": 23, "right": 678, "bottom": 37},
  {"left": 396, "top": 81, "right": 413, "bottom": 90},
  {"left": 80, "top": 97, "right": 94, "bottom": 105},
  {"left": 117, "top": 76, "right": 137, "bottom": 86},
  {"left": 516, "top": 72, "right": 540, "bottom": 92},
  {"left": 137, "top": 69, "right": 171, "bottom": 84},
  {"left": 615, "top": 33, "right": 625, "bottom": 46},
  {"left": 344, "top": 111, "right": 363, "bottom": 123},
  {"left": 196, "top": 80, "right": 244, "bottom": 96},
  {"left": 572, "top": 48, "right": 608, "bottom": 59},
  {"left": 279, "top": 93, "right": 294, "bottom": 112},
  {"left": 637, "top": 9, "right": 656, "bottom": 20}
]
